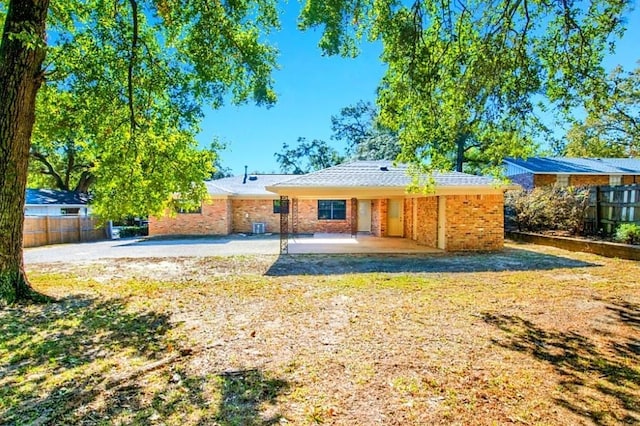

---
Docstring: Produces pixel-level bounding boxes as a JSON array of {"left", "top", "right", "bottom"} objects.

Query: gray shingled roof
[
  {"left": 206, "top": 174, "right": 292, "bottom": 196},
  {"left": 26, "top": 189, "right": 89, "bottom": 205},
  {"left": 270, "top": 161, "right": 496, "bottom": 188},
  {"left": 504, "top": 157, "right": 640, "bottom": 174}
]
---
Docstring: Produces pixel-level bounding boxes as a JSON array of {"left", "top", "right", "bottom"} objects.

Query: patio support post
[
  {"left": 595, "top": 185, "right": 601, "bottom": 234},
  {"left": 279, "top": 195, "right": 289, "bottom": 254},
  {"left": 351, "top": 198, "right": 358, "bottom": 238},
  {"left": 292, "top": 197, "right": 299, "bottom": 236}
]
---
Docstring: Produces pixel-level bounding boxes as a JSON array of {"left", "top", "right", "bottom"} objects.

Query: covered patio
[
  {"left": 268, "top": 161, "right": 510, "bottom": 254},
  {"left": 287, "top": 233, "right": 442, "bottom": 254}
]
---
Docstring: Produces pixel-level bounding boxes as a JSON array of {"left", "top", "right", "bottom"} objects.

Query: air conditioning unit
[{"left": 252, "top": 222, "right": 266, "bottom": 234}]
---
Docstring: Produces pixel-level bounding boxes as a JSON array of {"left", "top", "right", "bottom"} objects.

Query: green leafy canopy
[
  {"left": 563, "top": 63, "right": 640, "bottom": 157},
  {"left": 21, "top": 0, "right": 281, "bottom": 220},
  {"left": 299, "top": 0, "right": 632, "bottom": 175}
]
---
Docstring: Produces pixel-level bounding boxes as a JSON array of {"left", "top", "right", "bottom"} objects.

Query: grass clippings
[{"left": 1, "top": 242, "right": 639, "bottom": 425}]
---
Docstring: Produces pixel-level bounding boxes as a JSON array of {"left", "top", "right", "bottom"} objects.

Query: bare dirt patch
[{"left": 2, "top": 242, "right": 639, "bottom": 425}]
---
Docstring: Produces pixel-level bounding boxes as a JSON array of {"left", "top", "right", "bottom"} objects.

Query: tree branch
[
  {"left": 30, "top": 151, "right": 67, "bottom": 190},
  {"left": 127, "top": 0, "right": 139, "bottom": 135}
]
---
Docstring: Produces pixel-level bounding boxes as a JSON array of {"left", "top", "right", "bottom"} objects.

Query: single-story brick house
[
  {"left": 504, "top": 157, "right": 640, "bottom": 190},
  {"left": 25, "top": 188, "right": 91, "bottom": 217},
  {"left": 150, "top": 173, "right": 291, "bottom": 236},
  {"left": 150, "top": 161, "right": 514, "bottom": 251}
]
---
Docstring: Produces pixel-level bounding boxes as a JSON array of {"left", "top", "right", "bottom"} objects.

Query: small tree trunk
[
  {"left": 455, "top": 133, "right": 467, "bottom": 173},
  {"left": 0, "top": 0, "right": 50, "bottom": 305}
]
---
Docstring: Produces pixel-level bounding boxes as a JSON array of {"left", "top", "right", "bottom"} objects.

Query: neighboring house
[
  {"left": 150, "top": 161, "right": 514, "bottom": 252},
  {"left": 25, "top": 189, "right": 91, "bottom": 217},
  {"left": 504, "top": 157, "right": 640, "bottom": 190}
]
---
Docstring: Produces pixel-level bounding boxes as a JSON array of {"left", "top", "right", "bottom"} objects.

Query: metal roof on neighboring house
[
  {"left": 205, "top": 174, "right": 293, "bottom": 196},
  {"left": 269, "top": 161, "right": 497, "bottom": 188},
  {"left": 26, "top": 189, "right": 89, "bottom": 206},
  {"left": 504, "top": 157, "right": 640, "bottom": 175}
]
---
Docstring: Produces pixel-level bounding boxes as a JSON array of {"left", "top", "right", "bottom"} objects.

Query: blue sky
[{"left": 199, "top": 3, "right": 640, "bottom": 175}]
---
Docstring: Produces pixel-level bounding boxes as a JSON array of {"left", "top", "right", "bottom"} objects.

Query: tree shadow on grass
[
  {"left": 482, "top": 299, "right": 640, "bottom": 425},
  {"left": 0, "top": 295, "right": 173, "bottom": 424},
  {"left": 199, "top": 369, "right": 289, "bottom": 425},
  {"left": 265, "top": 247, "right": 597, "bottom": 276},
  {"left": 0, "top": 296, "right": 290, "bottom": 425}
]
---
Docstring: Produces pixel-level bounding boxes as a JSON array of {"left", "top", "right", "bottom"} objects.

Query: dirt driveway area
[{"left": 24, "top": 235, "right": 282, "bottom": 264}]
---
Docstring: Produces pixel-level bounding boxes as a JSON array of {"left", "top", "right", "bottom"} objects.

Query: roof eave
[
  {"left": 537, "top": 171, "right": 626, "bottom": 175},
  {"left": 229, "top": 194, "right": 279, "bottom": 199},
  {"left": 265, "top": 184, "right": 508, "bottom": 198}
]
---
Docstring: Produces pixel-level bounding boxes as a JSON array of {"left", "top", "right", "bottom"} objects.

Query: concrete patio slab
[
  {"left": 24, "top": 234, "right": 441, "bottom": 264},
  {"left": 287, "top": 233, "right": 441, "bottom": 254}
]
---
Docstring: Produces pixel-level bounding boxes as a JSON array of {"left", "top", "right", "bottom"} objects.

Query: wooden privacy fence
[
  {"left": 23, "top": 216, "right": 108, "bottom": 248},
  {"left": 584, "top": 184, "right": 640, "bottom": 234}
]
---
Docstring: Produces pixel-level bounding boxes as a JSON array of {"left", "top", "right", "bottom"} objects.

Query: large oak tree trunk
[{"left": 0, "top": 0, "right": 50, "bottom": 304}]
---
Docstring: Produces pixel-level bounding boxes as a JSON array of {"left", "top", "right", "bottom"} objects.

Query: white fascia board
[{"left": 24, "top": 204, "right": 87, "bottom": 208}]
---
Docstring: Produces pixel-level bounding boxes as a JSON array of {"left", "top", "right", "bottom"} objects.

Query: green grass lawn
[{"left": 2, "top": 243, "right": 639, "bottom": 425}]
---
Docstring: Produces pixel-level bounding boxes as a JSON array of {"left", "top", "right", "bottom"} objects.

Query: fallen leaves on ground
[{"left": 1, "top": 242, "right": 639, "bottom": 425}]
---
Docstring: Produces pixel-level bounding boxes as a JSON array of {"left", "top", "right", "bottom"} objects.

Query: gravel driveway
[{"left": 24, "top": 235, "right": 281, "bottom": 264}]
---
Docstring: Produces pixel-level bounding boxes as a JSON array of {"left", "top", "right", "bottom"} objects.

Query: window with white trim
[
  {"left": 61, "top": 207, "right": 80, "bottom": 215},
  {"left": 609, "top": 175, "right": 622, "bottom": 186},
  {"left": 318, "top": 200, "right": 346, "bottom": 220},
  {"left": 556, "top": 175, "right": 569, "bottom": 187}
]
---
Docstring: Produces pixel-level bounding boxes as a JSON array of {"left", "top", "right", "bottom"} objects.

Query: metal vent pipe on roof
[{"left": 243, "top": 165, "right": 248, "bottom": 184}]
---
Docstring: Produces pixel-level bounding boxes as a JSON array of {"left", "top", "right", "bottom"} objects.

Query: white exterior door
[{"left": 358, "top": 200, "right": 372, "bottom": 232}]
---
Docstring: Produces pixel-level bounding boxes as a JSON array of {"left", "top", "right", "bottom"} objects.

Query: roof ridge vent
[{"left": 380, "top": 166, "right": 389, "bottom": 171}]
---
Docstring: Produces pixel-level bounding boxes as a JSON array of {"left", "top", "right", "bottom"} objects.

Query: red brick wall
[
  {"left": 152, "top": 198, "right": 359, "bottom": 236},
  {"left": 150, "top": 194, "right": 506, "bottom": 253},
  {"left": 533, "top": 174, "right": 640, "bottom": 187},
  {"left": 231, "top": 199, "right": 280, "bottom": 233},
  {"left": 403, "top": 198, "right": 414, "bottom": 239},
  {"left": 569, "top": 175, "right": 609, "bottom": 187},
  {"left": 414, "top": 197, "right": 438, "bottom": 247},
  {"left": 370, "top": 199, "right": 388, "bottom": 237},
  {"left": 295, "top": 199, "right": 353, "bottom": 234},
  {"left": 445, "top": 194, "right": 504, "bottom": 251},
  {"left": 533, "top": 174, "right": 557, "bottom": 187},
  {"left": 149, "top": 198, "right": 231, "bottom": 236},
  {"left": 371, "top": 200, "right": 381, "bottom": 237}
]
